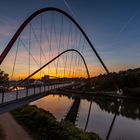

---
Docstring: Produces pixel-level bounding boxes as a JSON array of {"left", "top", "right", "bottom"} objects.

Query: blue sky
[{"left": 0, "top": 0, "right": 140, "bottom": 72}]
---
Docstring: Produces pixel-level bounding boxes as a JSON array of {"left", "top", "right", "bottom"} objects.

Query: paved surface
[{"left": 0, "top": 113, "right": 32, "bottom": 140}]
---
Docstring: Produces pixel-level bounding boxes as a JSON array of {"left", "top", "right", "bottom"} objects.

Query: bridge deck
[{"left": 0, "top": 83, "right": 72, "bottom": 114}]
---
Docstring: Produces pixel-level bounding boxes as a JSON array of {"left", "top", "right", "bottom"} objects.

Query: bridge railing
[{"left": 0, "top": 82, "right": 73, "bottom": 105}]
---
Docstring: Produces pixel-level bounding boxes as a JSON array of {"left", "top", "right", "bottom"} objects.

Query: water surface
[{"left": 31, "top": 93, "right": 140, "bottom": 140}]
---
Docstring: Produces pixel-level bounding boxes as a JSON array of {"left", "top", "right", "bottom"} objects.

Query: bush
[{"left": 11, "top": 105, "right": 101, "bottom": 140}]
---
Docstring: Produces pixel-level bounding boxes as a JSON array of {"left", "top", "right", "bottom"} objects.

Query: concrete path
[{"left": 0, "top": 113, "right": 32, "bottom": 140}]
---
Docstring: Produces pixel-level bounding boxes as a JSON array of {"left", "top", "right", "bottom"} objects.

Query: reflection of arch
[
  {"left": 13, "top": 49, "right": 90, "bottom": 88},
  {"left": 84, "top": 100, "right": 93, "bottom": 131},
  {"left": 105, "top": 112, "right": 117, "bottom": 140}
]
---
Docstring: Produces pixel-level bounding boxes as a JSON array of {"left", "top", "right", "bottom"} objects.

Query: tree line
[{"left": 91, "top": 68, "right": 140, "bottom": 91}]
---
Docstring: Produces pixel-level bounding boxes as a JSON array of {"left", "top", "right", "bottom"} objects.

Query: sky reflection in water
[{"left": 31, "top": 94, "right": 140, "bottom": 140}]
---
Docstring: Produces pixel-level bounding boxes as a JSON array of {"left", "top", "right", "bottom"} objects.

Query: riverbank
[
  {"left": 11, "top": 105, "right": 101, "bottom": 140},
  {"left": 58, "top": 88, "right": 140, "bottom": 100},
  {"left": 0, "top": 113, "right": 32, "bottom": 140}
]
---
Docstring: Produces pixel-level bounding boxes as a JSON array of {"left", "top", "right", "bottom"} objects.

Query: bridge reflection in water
[{"left": 32, "top": 92, "right": 140, "bottom": 140}]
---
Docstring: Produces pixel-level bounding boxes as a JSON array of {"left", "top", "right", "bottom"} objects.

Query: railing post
[
  {"left": 26, "top": 87, "right": 28, "bottom": 97},
  {"left": 44, "top": 84, "right": 45, "bottom": 92},
  {"left": 34, "top": 86, "right": 35, "bottom": 95},
  {"left": 50, "top": 84, "right": 51, "bottom": 91},
  {"left": 39, "top": 85, "right": 41, "bottom": 94},
  {"left": 48, "top": 85, "right": 49, "bottom": 92},
  {"left": 1, "top": 89, "right": 4, "bottom": 104},
  {"left": 16, "top": 88, "right": 18, "bottom": 100}
]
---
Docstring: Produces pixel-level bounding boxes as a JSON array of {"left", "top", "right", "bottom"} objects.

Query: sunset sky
[{"left": 0, "top": 0, "right": 140, "bottom": 79}]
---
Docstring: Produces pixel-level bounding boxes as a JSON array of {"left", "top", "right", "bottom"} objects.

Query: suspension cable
[
  {"left": 11, "top": 39, "right": 20, "bottom": 80},
  {"left": 12, "top": 49, "right": 90, "bottom": 89}
]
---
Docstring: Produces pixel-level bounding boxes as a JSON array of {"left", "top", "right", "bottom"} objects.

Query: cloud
[{"left": 0, "top": 16, "right": 17, "bottom": 37}]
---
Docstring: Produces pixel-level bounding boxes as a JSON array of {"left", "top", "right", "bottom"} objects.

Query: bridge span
[{"left": 0, "top": 82, "right": 73, "bottom": 114}]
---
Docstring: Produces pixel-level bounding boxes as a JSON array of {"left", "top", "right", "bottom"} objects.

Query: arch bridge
[{"left": 0, "top": 7, "right": 118, "bottom": 114}]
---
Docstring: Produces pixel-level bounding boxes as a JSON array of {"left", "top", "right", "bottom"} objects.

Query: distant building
[
  {"left": 42, "top": 75, "right": 49, "bottom": 83},
  {"left": 31, "top": 80, "right": 44, "bottom": 85}
]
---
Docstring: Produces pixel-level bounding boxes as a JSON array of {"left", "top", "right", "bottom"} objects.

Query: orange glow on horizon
[{"left": 8, "top": 68, "right": 89, "bottom": 80}]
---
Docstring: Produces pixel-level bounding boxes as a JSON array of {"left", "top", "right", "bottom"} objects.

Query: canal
[{"left": 31, "top": 92, "right": 140, "bottom": 140}]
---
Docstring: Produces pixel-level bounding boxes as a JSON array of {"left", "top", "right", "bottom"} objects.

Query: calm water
[{"left": 31, "top": 93, "right": 140, "bottom": 140}]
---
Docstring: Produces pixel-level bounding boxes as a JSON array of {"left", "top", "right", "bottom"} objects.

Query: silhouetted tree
[
  {"left": 0, "top": 69, "right": 9, "bottom": 86},
  {"left": 91, "top": 67, "right": 140, "bottom": 91}
]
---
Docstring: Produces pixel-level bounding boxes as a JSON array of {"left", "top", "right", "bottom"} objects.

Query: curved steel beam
[
  {"left": 0, "top": 7, "right": 119, "bottom": 90},
  {"left": 13, "top": 49, "right": 90, "bottom": 88}
]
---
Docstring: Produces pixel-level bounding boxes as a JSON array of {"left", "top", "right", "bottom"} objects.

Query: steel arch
[{"left": 0, "top": 7, "right": 119, "bottom": 90}]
